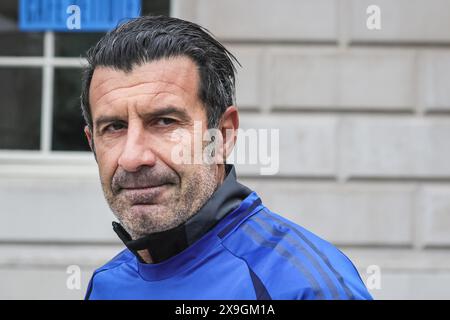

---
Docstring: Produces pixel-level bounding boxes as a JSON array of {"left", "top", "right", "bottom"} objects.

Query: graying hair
[{"left": 80, "top": 15, "right": 240, "bottom": 131}]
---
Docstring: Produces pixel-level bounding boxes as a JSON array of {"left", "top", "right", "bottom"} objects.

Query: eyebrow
[{"left": 94, "top": 106, "right": 192, "bottom": 131}]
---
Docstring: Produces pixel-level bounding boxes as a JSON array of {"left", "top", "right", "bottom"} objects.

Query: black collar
[{"left": 112, "top": 165, "right": 252, "bottom": 263}]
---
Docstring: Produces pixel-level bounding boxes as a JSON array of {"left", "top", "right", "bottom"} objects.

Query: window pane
[
  {"left": 0, "top": 67, "right": 42, "bottom": 150},
  {"left": 54, "top": 32, "right": 105, "bottom": 58},
  {"left": 54, "top": 0, "right": 170, "bottom": 57},
  {"left": 52, "top": 68, "right": 90, "bottom": 151},
  {"left": 141, "top": 0, "right": 170, "bottom": 16},
  {"left": 0, "top": 0, "right": 43, "bottom": 56}
]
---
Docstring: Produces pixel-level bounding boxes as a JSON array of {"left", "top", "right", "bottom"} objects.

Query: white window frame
[{"left": 0, "top": 31, "right": 97, "bottom": 176}]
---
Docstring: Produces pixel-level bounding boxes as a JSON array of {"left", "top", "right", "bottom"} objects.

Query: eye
[
  {"left": 156, "top": 117, "right": 176, "bottom": 126},
  {"left": 104, "top": 121, "right": 126, "bottom": 133}
]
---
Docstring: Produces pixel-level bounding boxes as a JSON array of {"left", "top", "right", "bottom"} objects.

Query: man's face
[{"left": 86, "top": 56, "right": 228, "bottom": 239}]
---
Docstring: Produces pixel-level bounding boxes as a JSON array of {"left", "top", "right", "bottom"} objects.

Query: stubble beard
[{"left": 101, "top": 165, "right": 219, "bottom": 240}]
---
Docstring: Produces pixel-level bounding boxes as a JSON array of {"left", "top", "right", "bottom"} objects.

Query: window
[
  {"left": 0, "top": 0, "right": 43, "bottom": 56},
  {"left": 0, "top": 67, "right": 42, "bottom": 150},
  {"left": 52, "top": 68, "right": 88, "bottom": 151},
  {"left": 0, "top": 0, "right": 170, "bottom": 153}
]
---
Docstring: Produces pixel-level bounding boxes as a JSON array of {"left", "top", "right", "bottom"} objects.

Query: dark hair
[{"left": 80, "top": 15, "right": 240, "bottom": 131}]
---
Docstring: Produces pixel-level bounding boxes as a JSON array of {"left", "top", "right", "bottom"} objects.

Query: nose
[{"left": 117, "top": 122, "right": 157, "bottom": 172}]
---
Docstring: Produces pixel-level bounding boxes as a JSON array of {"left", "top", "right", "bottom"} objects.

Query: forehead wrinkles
[
  {"left": 94, "top": 81, "right": 191, "bottom": 109},
  {"left": 90, "top": 57, "right": 200, "bottom": 109}
]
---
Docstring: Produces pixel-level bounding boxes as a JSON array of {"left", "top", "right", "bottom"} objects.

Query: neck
[
  {"left": 138, "top": 249, "right": 153, "bottom": 263},
  {"left": 216, "top": 164, "right": 226, "bottom": 185}
]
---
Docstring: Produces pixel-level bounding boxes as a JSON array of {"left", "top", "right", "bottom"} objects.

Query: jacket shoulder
[{"left": 222, "top": 207, "right": 372, "bottom": 300}]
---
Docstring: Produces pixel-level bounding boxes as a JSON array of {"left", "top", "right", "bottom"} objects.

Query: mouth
[{"left": 119, "top": 184, "right": 170, "bottom": 205}]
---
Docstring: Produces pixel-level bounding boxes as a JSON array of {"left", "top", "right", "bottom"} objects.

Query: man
[{"left": 81, "top": 15, "right": 372, "bottom": 300}]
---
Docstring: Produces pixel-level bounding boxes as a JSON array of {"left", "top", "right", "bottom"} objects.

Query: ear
[
  {"left": 84, "top": 125, "right": 94, "bottom": 152},
  {"left": 218, "top": 106, "right": 239, "bottom": 161},
  {"left": 84, "top": 125, "right": 98, "bottom": 162}
]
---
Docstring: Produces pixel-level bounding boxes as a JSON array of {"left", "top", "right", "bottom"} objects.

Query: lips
[{"left": 120, "top": 184, "right": 169, "bottom": 205}]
